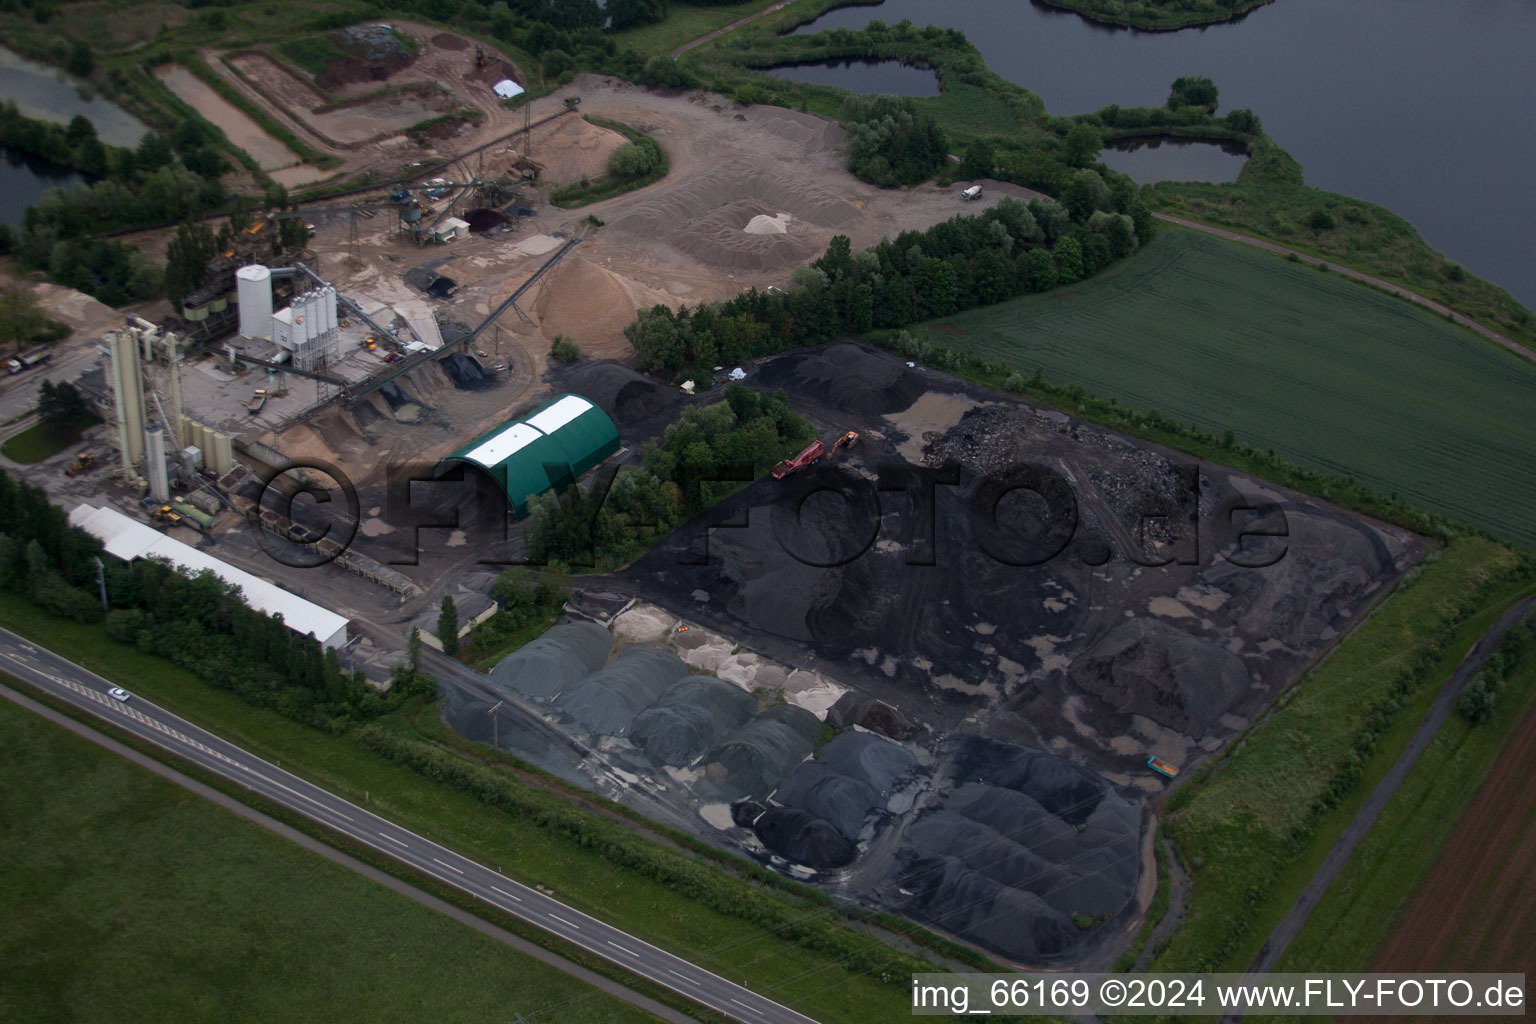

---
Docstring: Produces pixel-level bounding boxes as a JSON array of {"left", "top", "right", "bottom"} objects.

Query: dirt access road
[
  {"left": 1235, "top": 596, "right": 1536, "bottom": 991},
  {"left": 670, "top": 0, "right": 805, "bottom": 58},
  {"left": 1155, "top": 214, "right": 1536, "bottom": 365}
]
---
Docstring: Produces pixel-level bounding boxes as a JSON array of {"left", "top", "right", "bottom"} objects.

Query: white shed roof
[
  {"left": 69, "top": 504, "right": 350, "bottom": 649},
  {"left": 463, "top": 422, "right": 543, "bottom": 467},
  {"left": 492, "top": 79, "right": 523, "bottom": 99}
]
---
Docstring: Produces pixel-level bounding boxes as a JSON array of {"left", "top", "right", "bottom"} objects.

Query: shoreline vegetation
[{"left": 1034, "top": 0, "right": 1276, "bottom": 32}]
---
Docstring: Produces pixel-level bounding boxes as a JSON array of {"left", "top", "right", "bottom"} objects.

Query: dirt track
[{"left": 1369, "top": 656, "right": 1536, "bottom": 979}]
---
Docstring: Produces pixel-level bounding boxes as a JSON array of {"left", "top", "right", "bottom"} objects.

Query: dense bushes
[
  {"left": 841, "top": 94, "right": 947, "bottom": 187},
  {"left": 525, "top": 387, "right": 814, "bottom": 569},
  {"left": 1457, "top": 614, "right": 1536, "bottom": 723}
]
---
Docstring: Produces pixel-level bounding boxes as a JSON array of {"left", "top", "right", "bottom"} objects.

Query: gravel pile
[
  {"left": 488, "top": 621, "right": 613, "bottom": 701},
  {"left": 630, "top": 676, "right": 757, "bottom": 766},
  {"left": 754, "top": 341, "right": 924, "bottom": 416},
  {"left": 702, "top": 703, "right": 821, "bottom": 802},
  {"left": 557, "top": 644, "right": 690, "bottom": 736},
  {"left": 752, "top": 807, "right": 857, "bottom": 869}
]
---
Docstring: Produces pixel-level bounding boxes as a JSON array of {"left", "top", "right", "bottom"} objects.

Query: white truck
[{"left": 961, "top": 184, "right": 984, "bottom": 201}]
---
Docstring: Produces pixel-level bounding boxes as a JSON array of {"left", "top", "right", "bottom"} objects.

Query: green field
[
  {"left": 0, "top": 592, "right": 922, "bottom": 1024},
  {"left": 0, "top": 695, "right": 658, "bottom": 1024},
  {"left": 613, "top": 0, "right": 783, "bottom": 57},
  {"left": 0, "top": 414, "right": 99, "bottom": 463},
  {"left": 1150, "top": 536, "right": 1526, "bottom": 973},
  {"left": 923, "top": 228, "right": 1536, "bottom": 546}
]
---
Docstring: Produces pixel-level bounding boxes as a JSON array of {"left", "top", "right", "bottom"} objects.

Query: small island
[{"left": 1037, "top": 0, "right": 1275, "bottom": 31}]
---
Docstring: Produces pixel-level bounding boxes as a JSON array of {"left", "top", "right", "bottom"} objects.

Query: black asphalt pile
[
  {"left": 559, "top": 360, "right": 682, "bottom": 428},
  {"left": 772, "top": 762, "right": 880, "bottom": 840},
  {"left": 1208, "top": 507, "right": 1398, "bottom": 645},
  {"left": 556, "top": 644, "right": 690, "bottom": 736},
  {"left": 753, "top": 341, "right": 923, "bottom": 416},
  {"left": 701, "top": 703, "right": 821, "bottom": 802},
  {"left": 488, "top": 621, "right": 613, "bottom": 701},
  {"left": 825, "top": 693, "right": 924, "bottom": 740},
  {"left": 1070, "top": 618, "right": 1250, "bottom": 737},
  {"left": 752, "top": 807, "right": 858, "bottom": 869},
  {"left": 895, "top": 736, "right": 1141, "bottom": 962},
  {"left": 819, "top": 731, "right": 916, "bottom": 794},
  {"left": 629, "top": 675, "right": 757, "bottom": 766},
  {"left": 440, "top": 353, "right": 495, "bottom": 390}
]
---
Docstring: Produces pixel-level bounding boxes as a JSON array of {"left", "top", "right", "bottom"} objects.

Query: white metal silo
[
  {"left": 322, "top": 286, "right": 338, "bottom": 335},
  {"left": 236, "top": 265, "right": 273, "bottom": 340}
]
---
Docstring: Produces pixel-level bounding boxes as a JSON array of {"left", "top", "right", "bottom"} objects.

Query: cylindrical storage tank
[
  {"left": 212, "top": 432, "right": 234, "bottom": 477},
  {"left": 306, "top": 292, "right": 321, "bottom": 342},
  {"left": 184, "top": 305, "right": 209, "bottom": 322},
  {"left": 208, "top": 293, "right": 228, "bottom": 313},
  {"left": 322, "top": 286, "right": 337, "bottom": 334},
  {"left": 236, "top": 265, "right": 273, "bottom": 340}
]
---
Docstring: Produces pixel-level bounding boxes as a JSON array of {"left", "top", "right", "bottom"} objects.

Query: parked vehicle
[{"left": 6, "top": 348, "right": 52, "bottom": 374}]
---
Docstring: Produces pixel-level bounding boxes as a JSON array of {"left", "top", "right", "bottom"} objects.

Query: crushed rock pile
[
  {"left": 557, "top": 643, "right": 690, "bottom": 736},
  {"left": 630, "top": 675, "right": 757, "bottom": 766},
  {"left": 753, "top": 341, "right": 923, "bottom": 417},
  {"left": 895, "top": 736, "right": 1142, "bottom": 963},
  {"left": 488, "top": 621, "right": 613, "bottom": 701},
  {"left": 702, "top": 703, "right": 821, "bottom": 802}
]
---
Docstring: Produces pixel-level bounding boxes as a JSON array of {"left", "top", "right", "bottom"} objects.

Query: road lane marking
[
  {"left": 731, "top": 998, "right": 765, "bottom": 1016},
  {"left": 669, "top": 969, "right": 701, "bottom": 987},
  {"left": 490, "top": 885, "right": 522, "bottom": 903},
  {"left": 547, "top": 913, "right": 579, "bottom": 929},
  {"left": 379, "top": 832, "right": 409, "bottom": 847},
  {"left": 607, "top": 940, "right": 639, "bottom": 957},
  {"left": 432, "top": 857, "right": 465, "bottom": 875}
]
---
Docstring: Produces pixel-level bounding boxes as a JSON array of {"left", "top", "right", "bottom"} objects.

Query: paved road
[
  {"left": 1235, "top": 596, "right": 1536, "bottom": 997},
  {"left": 1155, "top": 214, "right": 1536, "bottom": 365},
  {"left": 0, "top": 626, "right": 821, "bottom": 1024}
]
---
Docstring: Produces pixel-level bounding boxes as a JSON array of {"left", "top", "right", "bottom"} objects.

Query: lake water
[
  {"left": 0, "top": 145, "right": 84, "bottom": 226},
  {"left": 0, "top": 45, "right": 149, "bottom": 148},
  {"left": 1099, "top": 137, "right": 1248, "bottom": 185},
  {"left": 794, "top": 0, "right": 1536, "bottom": 307},
  {"left": 766, "top": 58, "right": 940, "bottom": 96}
]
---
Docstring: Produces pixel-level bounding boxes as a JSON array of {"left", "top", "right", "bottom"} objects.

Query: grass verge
[
  {"left": 1150, "top": 538, "right": 1529, "bottom": 973},
  {"left": 0, "top": 591, "right": 933, "bottom": 1024},
  {"left": 1270, "top": 618, "right": 1536, "bottom": 977},
  {"left": 0, "top": 689, "right": 664, "bottom": 1024}
]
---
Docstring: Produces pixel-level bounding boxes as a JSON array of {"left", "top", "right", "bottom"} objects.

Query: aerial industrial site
[{"left": 3, "top": 8, "right": 1532, "bottom": 1023}]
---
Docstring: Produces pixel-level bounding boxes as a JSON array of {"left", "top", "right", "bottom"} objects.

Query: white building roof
[
  {"left": 524, "top": 394, "right": 591, "bottom": 434},
  {"left": 69, "top": 503, "right": 350, "bottom": 649},
  {"left": 493, "top": 79, "right": 524, "bottom": 99},
  {"left": 463, "top": 422, "right": 543, "bottom": 467}
]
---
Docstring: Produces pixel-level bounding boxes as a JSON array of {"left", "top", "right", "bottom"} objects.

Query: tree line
[
  {"left": 0, "top": 469, "right": 426, "bottom": 729},
  {"left": 626, "top": 194, "right": 1151, "bottom": 382}
]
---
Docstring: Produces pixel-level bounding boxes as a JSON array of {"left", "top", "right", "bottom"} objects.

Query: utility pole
[{"left": 487, "top": 699, "right": 504, "bottom": 749}]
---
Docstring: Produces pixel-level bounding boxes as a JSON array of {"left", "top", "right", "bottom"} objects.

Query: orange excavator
[{"left": 830, "top": 430, "right": 859, "bottom": 454}]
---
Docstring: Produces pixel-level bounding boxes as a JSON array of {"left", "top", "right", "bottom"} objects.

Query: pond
[
  {"left": 0, "top": 145, "right": 84, "bottom": 226},
  {"left": 792, "top": 0, "right": 1536, "bottom": 308},
  {"left": 765, "top": 58, "right": 939, "bottom": 97},
  {"left": 1099, "top": 137, "right": 1248, "bottom": 185},
  {"left": 0, "top": 45, "right": 149, "bottom": 148}
]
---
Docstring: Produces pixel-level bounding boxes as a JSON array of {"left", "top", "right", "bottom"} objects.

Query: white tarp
[
  {"left": 492, "top": 79, "right": 524, "bottom": 99},
  {"left": 69, "top": 503, "right": 350, "bottom": 649}
]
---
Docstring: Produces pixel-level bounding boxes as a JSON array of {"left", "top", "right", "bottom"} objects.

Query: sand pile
[
  {"left": 533, "top": 257, "right": 672, "bottom": 348},
  {"left": 611, "top": 160, "right": 860, "bottom": 273},
  {"left": 744, "top": 212, "right": 791, "bottom": 235},
  {"left": 526, "top": 115, "right": 627, "bottom": 185}
]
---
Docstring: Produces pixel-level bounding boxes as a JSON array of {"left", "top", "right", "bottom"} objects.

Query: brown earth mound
[
  {"left": 525, "top": 115, "right": 628, "bottom": 185},
  {"left": 530, "top": 257, "right": 673, "bottom": 351}
]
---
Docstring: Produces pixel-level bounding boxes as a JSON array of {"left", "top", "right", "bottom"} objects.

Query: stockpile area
[
  {"left": 893, "top": 736, "right": 1142, "bottom": 963},
  {"left": 610, "top": 160, "right": 861, "bottom": 274},
  {"left": 630, "top": 676, "right": 757, "bottom": 766}
]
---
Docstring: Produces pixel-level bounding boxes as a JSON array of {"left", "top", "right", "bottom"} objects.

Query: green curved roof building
[{"left": 443, "top": 394, "right": 619, "bottom": 517}]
